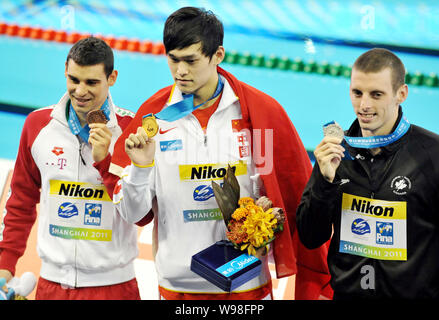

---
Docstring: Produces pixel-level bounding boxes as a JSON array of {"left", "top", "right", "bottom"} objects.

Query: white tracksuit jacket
[
  {"left": 0, "top": 93, "right": 138, "bottom": 288},
  {"left": 114, "top": 76, "right": 272, "bottom": 293}
]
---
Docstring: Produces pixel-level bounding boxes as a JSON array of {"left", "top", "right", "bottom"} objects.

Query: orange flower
[
  {"left": 232, "top": 207, "right": 249, "bottom": 221},
  {"left": 227, "top": 220, "right": 248, "bottom": 244},
  {"left": 238, "top": 197, "right": 254, "bottom": 207}
]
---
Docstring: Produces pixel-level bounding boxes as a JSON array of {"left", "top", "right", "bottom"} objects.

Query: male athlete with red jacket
[{"left": 110, "top": 7, "right": 332, "bottom": 300}]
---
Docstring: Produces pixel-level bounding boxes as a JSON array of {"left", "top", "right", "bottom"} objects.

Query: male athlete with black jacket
[{"left": 297, "top": 48, "right": 439, "bottom": 299}]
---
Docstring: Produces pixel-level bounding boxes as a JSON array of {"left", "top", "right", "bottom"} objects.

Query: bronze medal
[
  {"left": 142, "top": 115, "right": 159, "bottom": 138},
  {"left": 87, "top": 110, "right": 108, "bottom": 124}
]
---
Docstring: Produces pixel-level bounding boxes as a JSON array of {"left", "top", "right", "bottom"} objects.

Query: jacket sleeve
[
  {"left": 94, "top": 153, "right": 117, "bottom": 198},
  {"left": 0, "top": 114, "right": 42, "bottom": 275},
  {"left": 94, "top": 109, "right": 154, "bottom": 226},
  {"left": 94, "top": 110, "right": 136, "bottom": 198},
  {"left": 112, "top": 163, "right": 156, "bottom": 224},
  {"left": 296, "top": 162, "right": 339, "bottom": 249}
]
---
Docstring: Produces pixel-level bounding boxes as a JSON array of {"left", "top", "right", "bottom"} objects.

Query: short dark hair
[
  {"left": 163, "top": 7, "right": 224, "bottom": 58},
  {"left": 353, "top": 48, "right": 406, "bottom": 93},
  {"left": 66, "top": 37, "right": 114, "bottom": 78}
]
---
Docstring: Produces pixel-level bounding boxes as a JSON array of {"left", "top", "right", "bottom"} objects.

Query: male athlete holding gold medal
[
  {"left": 109, "top": 7, "right": 332, "bottom": 300},
  {"left": 297, "top": 48, "right": 439, "bottom": 299}
]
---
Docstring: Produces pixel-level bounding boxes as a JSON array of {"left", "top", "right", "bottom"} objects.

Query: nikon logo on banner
[
  {"left": 343, "top": 193, "right": 406, "bottom": 220},
  {"left": 50, "top": 180, "right": 111, "bottom": 202},
  {"left": 350, "top": 198, "right": 394, "bottom": 217},
  {"left": 179, "top": 161, "right": 247, "bottom": 181}
]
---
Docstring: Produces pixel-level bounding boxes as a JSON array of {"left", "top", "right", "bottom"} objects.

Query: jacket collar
[{"left": 166, "top": 74, "right": 239, "bottom": 113}]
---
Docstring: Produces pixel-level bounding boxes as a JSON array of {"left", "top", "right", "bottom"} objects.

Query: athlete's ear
[
  {"left": 107, "top": 70, "right": 118, "bottom": 87},
  {"left": 213, "top": 46, "right": 225, "bottom": 65},
  {"left": 396, "top": 84, "right": 408, "bottom": 104}
]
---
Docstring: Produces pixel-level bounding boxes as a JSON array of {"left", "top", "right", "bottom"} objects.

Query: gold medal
[{"left": 142, "top": 115, "right": 159, "bottom": 138}]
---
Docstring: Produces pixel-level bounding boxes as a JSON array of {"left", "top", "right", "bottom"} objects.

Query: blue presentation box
[{"left": 190, "top": 242, "right": 262, "bottom": 292}]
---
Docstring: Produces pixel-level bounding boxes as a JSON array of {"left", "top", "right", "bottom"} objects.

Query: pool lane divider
[
  {"left": 0, "top": 22, "right": 437, "bottom": 88},
  {"left": 0, "top": 22, "right": 165, "bottom": 54}
]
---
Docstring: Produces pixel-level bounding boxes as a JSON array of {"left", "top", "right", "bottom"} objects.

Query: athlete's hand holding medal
[
  {"left": 314, "top": 121, "right": 346, "bottom": 183},
  {"left": 316, "top": 116, "right": 411, "bottom": 183},
  {"left": 87, "top": 109, "right": 113, "bottom": 163},
  {"left": 124, "top": 119, "right": 157, "bottom": 167}
]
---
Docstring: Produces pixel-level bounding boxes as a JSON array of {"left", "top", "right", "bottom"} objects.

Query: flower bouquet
[
  {"left": 190, "top": 165, "right": 286, "bottom": 291},
  {"left": 225, "top": 196, "right": 285, "bottom": 256},
  {"left": 211, "top": 165, "right": 285, "bottom": 257}
]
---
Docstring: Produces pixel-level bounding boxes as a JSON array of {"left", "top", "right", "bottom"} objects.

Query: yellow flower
[
  {"left": 238, "top": 197, "right": 254, "bottom": 207},
  {"left": 228, "top": 196, "right": 283, "bottom": 256},
  {"left": 242, "top": 208, "right": 277, "bottom": 255},
  {"left": 246, "top": 203, "right": 261, "bottom": 214},
  {"left": 232, "top": 207, "right": 249, "bottom": 221},
  {"left": 248, "top": 245, "right": 257, "bottom": 256}
]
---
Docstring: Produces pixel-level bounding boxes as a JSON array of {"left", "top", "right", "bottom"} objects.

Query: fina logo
[
  {"left": 193, "top": 185, "right": 215, "bottom": 201},
  {"left": 376, "top": 221, "right": 393, "bottom": 245},
  {"left": 351, "top": 218, "right": 371, "bottom": 236},
  {"left": 58, "top": 202, "right": 79, "bottom": 218},
  {"left": 84, "top": 203, "right": 102, "bottom": 226}
]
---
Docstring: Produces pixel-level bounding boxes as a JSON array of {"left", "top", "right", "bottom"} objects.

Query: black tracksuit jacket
[{"left": 297, "top": 110, "right": 439, "bottom": 299}]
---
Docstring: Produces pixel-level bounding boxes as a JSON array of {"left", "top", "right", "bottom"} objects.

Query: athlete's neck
[{"left": 193, "top": 73, "right": 219, "bottom": 107}]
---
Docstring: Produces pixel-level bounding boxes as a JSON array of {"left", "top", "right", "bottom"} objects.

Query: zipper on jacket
[
  {"left": 75, "top": 137, "right": 82, "bottom": 287},
  {"left": 75, "top": 135, "right": 86, "bottom": 168},
  {"left": 79, "top": 143, "right": 86, "bottom": 166},
  {"left": 202, "top": 109, "right": 218, "bottom": 147},
  {"left": 190, "top": 114, "right": 208, "bottom": 148}
]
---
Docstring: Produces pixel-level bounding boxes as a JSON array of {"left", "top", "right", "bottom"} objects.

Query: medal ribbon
[
  {"left": 143, "top": 75, "right": 224, "bottom": 122},
  {"left": 344, "top": 116, "right": 410, "bottom": 149},
  {"left": 339, "top": 115, "right": 410, "bottom": 160},
  {"left": 68, "top": 99, "right": 110, "bottom": 143}
]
